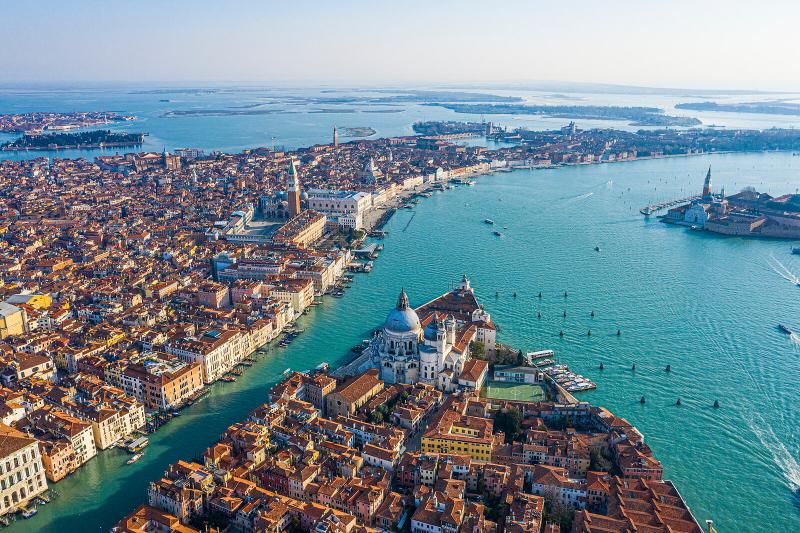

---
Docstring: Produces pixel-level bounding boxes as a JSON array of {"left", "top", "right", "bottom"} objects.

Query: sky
[{"left": 2, "top": 0, "right": 799, "bottom": 91}]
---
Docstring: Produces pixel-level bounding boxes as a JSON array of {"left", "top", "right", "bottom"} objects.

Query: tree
[
  {"left": 516, "top": 349, "right": 525, "bottom": 366},
  {"left": 471, "top": 340, "right": 486, "bottom": 359},
  {"left": 369, "top": 410, "right": 384, "bottom": 424},
  {"left": 589, "top": 448, "right": 613, "bottom": 472},
  {"left": 494, "top": 406, "right": 523, "bottom": 443}
]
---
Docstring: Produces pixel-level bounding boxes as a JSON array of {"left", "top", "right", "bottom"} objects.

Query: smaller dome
[
  {"left": 423, "top": 318, "right": 440, "bottom": 341},
  {"left": 300, "top": 191, "right": 309, "bottom": 200}
]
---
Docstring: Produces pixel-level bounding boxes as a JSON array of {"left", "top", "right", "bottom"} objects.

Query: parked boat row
[{"left": 544, "top": 364, "right": 597, "bottom": 392}]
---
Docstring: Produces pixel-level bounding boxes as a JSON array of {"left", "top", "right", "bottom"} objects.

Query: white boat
[
  {"left": 21, "top": 507, "right": 38, "bottom": 519},
  {"left": 127, "top": 453, "right": 143, "bottom": 465}
]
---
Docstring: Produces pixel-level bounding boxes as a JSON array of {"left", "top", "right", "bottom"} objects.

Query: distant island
[
  {"left": 1, "top": 129, "right": 145, "bottom": 151},
  {"left": 0, "top": 111, "right": 135, "bottom": 134},
  {"left": 675, "top": 101, "right": 800, "bottom": 116},
  {"left": 340, "top": 127, "right": 376, "bottom": 137},
  {"left": 426, "top": 103, "right": 702, "bottom": 127}
]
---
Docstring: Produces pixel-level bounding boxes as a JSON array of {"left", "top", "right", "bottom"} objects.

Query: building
[
  {"left": 0, "top": 303, "right": 26, "bottom": 340},
  {"left": 421, "top": 409, "right": 497, "bottom": 461},
  {"left": 271, "top": 211, "right": 326, "bottom": 249},
  {"left": 116, "top": 354, "right": 205, "bottom": 411},
  {"left": 0, "top": 424, "right": 48, "bottom": 516},
  {"left": 370, "top": 276, "right": 494, "bottom": 392},
  {"left": 287, "top": 159, "right": 302, "bottom": 219},
  {"left": 326, "top": 369, "right": 384, "bottom": 418},
  {"left": 306, "top": 189, "right": 371, "bottom": 230},
  {"left": 166, "top": 329, "right": 247, "bottom": 384}
]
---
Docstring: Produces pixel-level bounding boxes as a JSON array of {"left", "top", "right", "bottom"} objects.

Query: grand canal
[{"left": 11, "top": 150, "right": 798, "bottom": 532}]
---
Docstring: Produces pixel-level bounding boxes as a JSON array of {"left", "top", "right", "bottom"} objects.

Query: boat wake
[
  {"left": 745, "top": 417, "right": 800, "bottom": 491},
  {"left": 700, "top": 311, "right": 800, "bottom": 493},
  {"left": 767, "top": 255, "right": 800, "bottom": 285},
  {"left": 569, "top": 192, "right": 594, "bottom": 201}
]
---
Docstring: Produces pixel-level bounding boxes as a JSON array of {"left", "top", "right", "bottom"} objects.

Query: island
[
  {"left": 1, "top": 129, "right": 145, "bottom": 151},
  {"left": 340, "top": 126, "right": 376, "bottom": 137},
  {"left": 426, "top": 102, "right": 702, "bottom": 126},
  {"left": 0, "top": 111, "right": 135, "bottom": 134},
  {"left": 675, "top": 100, "right": 800, "bottom": 116}
]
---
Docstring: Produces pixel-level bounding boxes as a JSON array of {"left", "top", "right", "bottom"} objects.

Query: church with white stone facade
[{"left": 369, "top": 275, "right": 494, "bottom": 393}]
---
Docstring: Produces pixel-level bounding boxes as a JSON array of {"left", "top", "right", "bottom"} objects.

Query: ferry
[
  {"left": 484, "top": 219, "right": 495, "bottom": 225},
  {"left": 127, "top": 453, "right": 143, "bottom": 465},
  {"left": 778, "top": 324, "right": 793, "bottom": 334},
  {"left": 526, "top": 349, "right": 555, "bottom": 361}
]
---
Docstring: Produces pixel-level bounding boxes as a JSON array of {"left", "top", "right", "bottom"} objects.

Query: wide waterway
[{"left": 12, "top": 151, "right": 800, "bottom": 532}]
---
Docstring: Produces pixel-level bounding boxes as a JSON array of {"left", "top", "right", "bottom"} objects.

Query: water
[
  {"left": 3, "top": 86, "right": 800, "bottom": 532},
  {"left": 4, "top": 84, "right": 800, "bottom": 162}
]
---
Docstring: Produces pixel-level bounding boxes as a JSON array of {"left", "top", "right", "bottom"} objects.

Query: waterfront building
[
  {"left": 166, "top": 328, "right": 247, "bottom": 384},
  {"left": 23, "top": 406, "right": 98, "bottom": 466},
  {"left": 370, "top": 276, "right": 495, "bottom": 392},
  {"left": 113, "top": 354, "right": 205, "bottom": 411},
  {"left": 0, "top": 424, "right": 48, "bottom": 516}
]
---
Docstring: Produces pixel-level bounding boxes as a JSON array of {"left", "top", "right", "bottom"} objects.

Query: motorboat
[
  {"left": 127, "top": 453, "right": 143, "bottom": 465},
  {"left": 778, "top": 324, "right": 793, "bottom": 334}
]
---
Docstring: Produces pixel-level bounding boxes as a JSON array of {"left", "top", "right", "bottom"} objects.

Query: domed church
[{"left": 370, "top": 276, "right": 494, "bottom": 392}]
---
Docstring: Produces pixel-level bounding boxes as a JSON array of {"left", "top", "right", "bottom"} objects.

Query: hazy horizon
[{"left": 4, "top": 0, "right": 800, "bottom": 91}]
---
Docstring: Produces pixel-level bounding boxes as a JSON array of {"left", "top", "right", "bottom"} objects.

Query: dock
[{"left": 639, "top": 195, "right": 700, "bottom": 215}]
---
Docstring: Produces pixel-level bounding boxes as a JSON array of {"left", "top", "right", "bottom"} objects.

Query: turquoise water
[{"left": 12, "top": 151, "right": 800, "bottom": 532}]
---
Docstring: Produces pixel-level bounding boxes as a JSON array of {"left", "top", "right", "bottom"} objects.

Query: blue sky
[{"left": 3, "top": 0, "right": 799, "bottom": 90}]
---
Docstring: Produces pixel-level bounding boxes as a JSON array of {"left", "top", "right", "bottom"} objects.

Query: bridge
[{"left": 640, "top": 195, "right": 701, "bottom": 216}]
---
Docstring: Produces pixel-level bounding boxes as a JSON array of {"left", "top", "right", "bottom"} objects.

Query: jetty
[{"left": 639, "top": 195, "right": 700, "bottom": 215}]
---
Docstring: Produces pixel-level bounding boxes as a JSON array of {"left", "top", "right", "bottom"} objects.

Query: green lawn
[{"left": 485, "top": 381, "right": 547, "bottom": 402}]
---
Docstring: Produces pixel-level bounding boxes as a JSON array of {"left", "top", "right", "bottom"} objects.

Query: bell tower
[{"left": 287, "top": 159, "right": 301, "bottom": 219}]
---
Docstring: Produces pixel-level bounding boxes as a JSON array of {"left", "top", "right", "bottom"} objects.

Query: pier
[{"left": 639, "top": 195, "right": 700, "bottom": 215}]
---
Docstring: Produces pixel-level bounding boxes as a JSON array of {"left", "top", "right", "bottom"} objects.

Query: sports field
[{"left": 484, "top": 381, "right": 547, "bottom": 401}]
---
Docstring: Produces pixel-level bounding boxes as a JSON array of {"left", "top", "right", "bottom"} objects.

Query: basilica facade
[{"left": 369, "top": 275, "right": 493, "bottom": 393}]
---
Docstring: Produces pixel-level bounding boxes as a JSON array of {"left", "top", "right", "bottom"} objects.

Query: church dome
[{"left": 384, "top": 289, "right": 420, "bottom": 333}]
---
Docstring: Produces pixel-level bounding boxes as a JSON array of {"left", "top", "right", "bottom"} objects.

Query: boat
[
  {"left": 21, "top": 507, "right": 37, "bottom": 519},
  {"left": 282, "top": 368, "right": 292, "bottom": 375},
  {"left": 792, "top": 247, "right": 800, "bottom": 255},
  {"left": 484, "top": 219, "right": 495, "bottom": 225},
  {"left": 526, "top": 349, "right": 554, "bottom": 360},
  {"left": 493, "top": 231, "right": 503, "bottom": 237},
  {"left": 220, "top": 375, "right": 237, "bottom": 382},
  {"left": 127, "top": 453, "right": 143, "bottom": 465},
  {"left": 594, "top": 246, "right": 600, "bottom": 252},
  {"left": 778, "top": 324, "right": 793, "bottom": 334}
]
